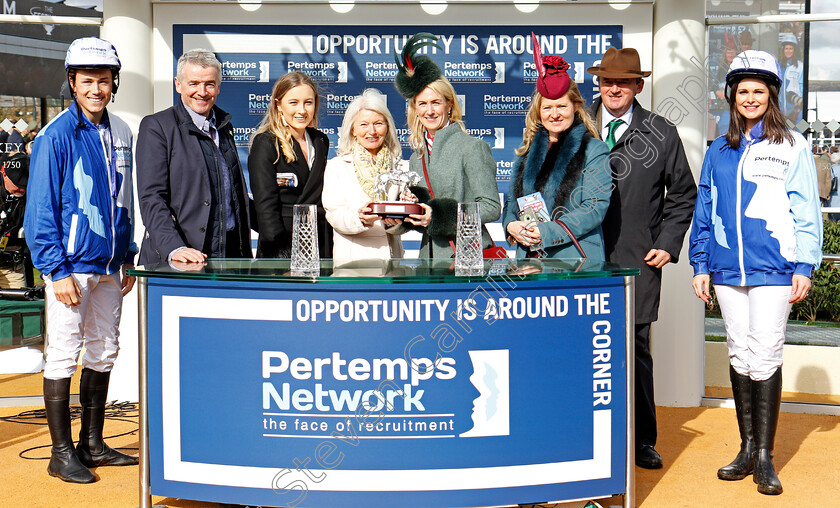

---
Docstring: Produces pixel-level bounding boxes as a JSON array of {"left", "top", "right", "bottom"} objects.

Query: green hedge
[
  {"left": 705, "top": 219, "right": 840, "bottom": 323},
  {"left": 790, "top": 218, "right": 840, "bottom": 322}
]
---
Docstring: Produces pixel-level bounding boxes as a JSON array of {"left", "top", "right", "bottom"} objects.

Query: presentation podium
[{"left": 131, "top": 258, "right": 637, "bottom": 508}]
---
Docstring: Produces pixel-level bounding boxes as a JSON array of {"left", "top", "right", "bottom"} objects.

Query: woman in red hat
[{"left": 502, "top": 34, "right": 612, "bottom": 260}]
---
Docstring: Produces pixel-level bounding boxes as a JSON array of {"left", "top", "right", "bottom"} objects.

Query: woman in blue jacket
[
  {"left": 778, "top": 33, "right": 804, "bottom": 123},
  {"left": 689, "top": 50, "right": 822, "bottom": 496},
  {"left": 503, "top": 35, "right": 611, "bottom": 260}
]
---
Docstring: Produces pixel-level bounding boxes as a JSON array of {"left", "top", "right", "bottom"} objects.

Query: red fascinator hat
[{"left": 532, "top": 32, "right": 571, "bottom": 100}]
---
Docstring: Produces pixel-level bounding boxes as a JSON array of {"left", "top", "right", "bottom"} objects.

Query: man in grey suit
[{"left": 588, "top": 47, "right": 697, "bottom": 469}]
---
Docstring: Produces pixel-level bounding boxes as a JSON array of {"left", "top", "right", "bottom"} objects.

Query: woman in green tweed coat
[{"left": 402, "top": 77, "right": 501, "bottom": 259}]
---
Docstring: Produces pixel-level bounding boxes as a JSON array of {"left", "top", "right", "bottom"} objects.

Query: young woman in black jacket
[{"left": 248, "top": 72, "right": 332, "bottom": 258}]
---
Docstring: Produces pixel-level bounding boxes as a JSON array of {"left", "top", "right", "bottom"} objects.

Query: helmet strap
[
  {"left": 66, "top": 70, "right": 77, "bottom": 99},
  {"left": 74, "top": 101, "right": 85, "bottom": 139},
  {"left": 111, "top": 71, "right": 119, "bottom": 102}
]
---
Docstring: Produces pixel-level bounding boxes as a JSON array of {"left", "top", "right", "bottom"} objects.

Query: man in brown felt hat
[{"left": 587, "top": 47, "right": 697, "bottom": 469}]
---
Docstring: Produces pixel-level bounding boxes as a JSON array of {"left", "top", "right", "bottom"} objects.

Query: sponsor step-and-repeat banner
[
  {"left": 173, "top": 25, "right": 622, "bottom": 189},
  {"left": 147, "top": 275, "right": 628, "bottom": 507}
]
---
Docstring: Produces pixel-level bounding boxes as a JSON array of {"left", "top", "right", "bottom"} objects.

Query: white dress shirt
[{"left": 600, "top": 104, "right": 634, "bottom": 145}]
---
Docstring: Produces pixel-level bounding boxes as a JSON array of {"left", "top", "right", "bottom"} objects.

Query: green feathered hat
[{"left": 394, "top": 33, "right": 444, "bottom": 99}]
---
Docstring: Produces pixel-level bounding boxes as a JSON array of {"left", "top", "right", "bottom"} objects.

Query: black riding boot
[
  {"left": 718, "top": 365, "right": 754, "bottom": 480},
  {"left": 752, "top": 368, "right": 783, "bottom": 495},
  {"left": 43, "top": 377, "right": 96, "bottom": 483},
  {"left": 75, "top": 368, "right": 139, "bottom": 467}
]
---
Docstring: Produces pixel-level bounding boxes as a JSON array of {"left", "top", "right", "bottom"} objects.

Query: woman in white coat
[{"left": 322, "top": 89, "right": 414, "bottom": 262}]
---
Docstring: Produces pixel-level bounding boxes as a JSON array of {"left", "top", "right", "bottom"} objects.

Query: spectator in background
[
  {"left": 24, "top": 121, "right": 38, "bottom": 143},
  {"left": 779, "top": 33, "right": 804, "bottom": 124},
  {"left": 6, "top": 124, "right": 25, "bottom": 151},
  {"left": 0, "top": 147, "right": 29, "bottom": 289},
  {"left": 713, "top": 34, "right": 739, "bottom": 104},
  {"left": 713, "top": 31, "right": 753, "bottom": 136},
  {"left": 828, "top": 150, "right": 840, "bottom": 221},
  {"left": 0, "top": 148, "right": 28, "bottom": 221},
  {"left": 814, "top": 145, "right": 832, "bottom": 206}
]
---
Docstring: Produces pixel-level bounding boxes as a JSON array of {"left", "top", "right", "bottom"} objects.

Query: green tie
[{"left": 605, "top": 119, "right": 624, "bottom": 150}]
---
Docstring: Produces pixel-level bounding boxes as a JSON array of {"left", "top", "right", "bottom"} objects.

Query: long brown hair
[
  {"left": 515, "top": 81, "right": 598, "bottom": 156},
  {"left": 250, "top": 72, "right": 320, "bottom": 163},
  {"left": 725, "top": 77, "right": 794, "bottom": 149}
]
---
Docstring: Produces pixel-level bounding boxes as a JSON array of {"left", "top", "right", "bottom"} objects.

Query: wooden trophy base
[{"left": 369, "top": 201, "right": 423, "bottom": 218}]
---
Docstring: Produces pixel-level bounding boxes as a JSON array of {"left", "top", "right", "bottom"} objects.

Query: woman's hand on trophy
[
  {"left": 359, "top": 203, "right": 380, "bottom": 228},
  {"left": 405, "top": 203, "right": 432, "bottom": 227},
  {"left": 400, "top": 189, "right": 419, "bottom": 203},
  {"left": 382, "top": 217, "right": 403, "bottom": 228}
]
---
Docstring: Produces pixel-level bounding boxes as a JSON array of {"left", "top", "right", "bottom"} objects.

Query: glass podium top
[{"left": 128, "top": 258, "right": 639, "bottom": 285}]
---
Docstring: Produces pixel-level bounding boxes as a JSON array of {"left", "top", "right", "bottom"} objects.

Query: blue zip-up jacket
[
  {"left": 689, "top": 122, "right": 822, "bottom": 286},
  {"left": 24, "top": 102, "right": 137, "bottom": 281}
]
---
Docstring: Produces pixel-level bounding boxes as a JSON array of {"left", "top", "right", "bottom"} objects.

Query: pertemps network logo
[
  {"left": 221, "top": 60, "right": 268, "bottom": 83},
  {"left": 494, "top": 62, "right": 505, "bottom": 84},
  {"left": 524, "top": 61, "right": 586, "bottom": 84},
  {"left": 483, "top": 94, "right": 530, "bottom": 116},
  {"left": 460, "top": 350, "right": 510, "bottom": 438},
  {"left": 443, "top": 61, "right": 494, "bottom": 83},
  {"left": 465, "top": 127, "right": 504, "bottom": 150},
  {"left": 337, "top": 62, "right": 348, "bottom": 83},
  {"left": 493, "top": 128, "right": 505, "bottom": 149},
  {"left": 286, "top": 61, "right": 337, "bottom": 82},
  {"left": 523, "top": 62, "right": 538, "bottom": 83}
]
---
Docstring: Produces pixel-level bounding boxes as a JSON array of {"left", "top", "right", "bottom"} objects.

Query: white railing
[{"left": 797, "top": 119, "right": 840, "bottom": 146}]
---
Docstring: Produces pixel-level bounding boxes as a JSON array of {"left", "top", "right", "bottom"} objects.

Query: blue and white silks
[
  {"left": 689, "top": 122, "right": 822, "bottom": 286},
  {"left": 24, "top": 102, "right": 136, "bottom": 281}
]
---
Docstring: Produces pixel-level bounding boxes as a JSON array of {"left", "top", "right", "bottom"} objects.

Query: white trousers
[
  {"left": 43, "top": 272, "right": 124, "bottom": 380},
  {"left": 715, "top": 284, "right": 792, "bottom": 381}
]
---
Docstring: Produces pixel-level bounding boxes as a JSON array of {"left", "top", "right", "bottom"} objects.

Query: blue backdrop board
[
  {"left": 141, "top": 262, "right": 629, "bottom": 507},
  {"left": 172, "top": 24, "right": 622, "bottom": 190}
]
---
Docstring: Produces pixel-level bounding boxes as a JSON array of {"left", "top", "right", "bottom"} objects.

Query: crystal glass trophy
[
  {"left": 455, "top": 202, "right": 484, "bottom": 276},
  {"left": 290, "top": 204, "right": 320, "bottom": 276}
]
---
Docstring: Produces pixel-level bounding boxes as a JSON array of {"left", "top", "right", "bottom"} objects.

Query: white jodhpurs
[
  {"left": 715, "top": 284, "right": 792, "bottom": 381},
  {"left": 43, "top": 272, "right": 124, "bottom": 380}
]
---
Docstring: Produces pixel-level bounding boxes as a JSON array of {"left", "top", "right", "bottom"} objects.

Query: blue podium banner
[{"left": 146, "top": 276, "right": 628, "bottom": 507}]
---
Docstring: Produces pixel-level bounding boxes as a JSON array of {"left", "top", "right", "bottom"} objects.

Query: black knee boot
[
  {"left": 752, "top": 368, "right": 783, "bottom": 495},
  {"left": 75, "top": 368, "right": 139, "bottom": 467},
  {"left": 43, "top": 377, "right": 96, "bottom": 483},
  {"left": 718, "top": 365, "right": 754, "bottom": 480}
]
